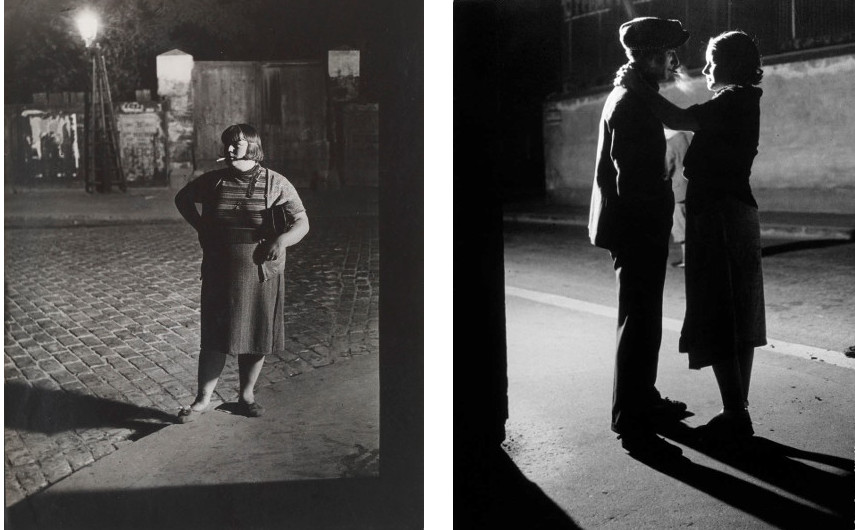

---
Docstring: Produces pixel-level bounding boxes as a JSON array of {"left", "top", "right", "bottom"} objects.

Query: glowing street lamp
[{"left": 76, "top": 10, "right": 99, "bottom": 48}]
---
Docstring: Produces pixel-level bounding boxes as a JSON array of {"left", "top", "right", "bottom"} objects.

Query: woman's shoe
[
  {"left": 176, "top": 405, "right": 206, "bottom": 424},
  {"left": 697, "top": 410, "right": 754, "bottom": 440}
]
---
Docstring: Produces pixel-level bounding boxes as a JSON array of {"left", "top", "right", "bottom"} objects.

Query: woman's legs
[
  {"left": 189, "top": 349, "right": 227, "bottom": 411},
  {"left": 738, "top": 346, "right": 754, "bottom": 407},
  {"left": 705, "top": 346, "right": 755, "bottom": 436},
  {"left": 712, "top": 345, "right": 755, "bottom": 410},
  {"left": 712, "top": 357, "right": 746, "bottom": 412},
  {"left": 238, "top": 354, "right": 265, "bottom": 404},
  {"left": 185, "top": 352, "right": 265, "bottom": 411}
]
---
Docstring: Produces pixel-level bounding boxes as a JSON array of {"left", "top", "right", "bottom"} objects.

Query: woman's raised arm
[{"left": 618, "top": 66, "right": 700, "bottom": 132}]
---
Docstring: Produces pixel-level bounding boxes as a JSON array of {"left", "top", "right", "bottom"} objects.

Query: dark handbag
[
  {"left": 261, "top": 204, "right": 292, "bottom": 238},
  {"left": 259, "top": 168, "right": 294, "bottom": 239}
]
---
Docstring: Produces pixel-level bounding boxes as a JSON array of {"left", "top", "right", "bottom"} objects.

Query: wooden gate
[
  {"left": 261, "top": 62, "right": 329, "bottom": 188},
  {"left": 192, "top": 61, "right": 262, "bottom": 173},
  {"left": 191, "top": 60, "right": 329, "bottom": 187}
]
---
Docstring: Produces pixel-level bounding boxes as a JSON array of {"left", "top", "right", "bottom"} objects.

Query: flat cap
[{"left": 619, "top": 17, "right": 690, "bottom": 51}]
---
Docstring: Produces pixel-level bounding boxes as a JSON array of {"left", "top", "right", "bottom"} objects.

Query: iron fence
[{"left": 564, "top": 0, "right": 855, "bottom": 91}]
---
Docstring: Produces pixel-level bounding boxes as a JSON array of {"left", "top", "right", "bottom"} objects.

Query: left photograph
[{"left": 4, "top": 0, "right": 396, "bottom": 527}]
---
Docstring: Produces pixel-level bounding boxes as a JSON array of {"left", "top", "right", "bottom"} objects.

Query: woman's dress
[
  {"left": 190, "top": 164, "right": 303, "bottom": 356},
  {"left": 678, "top": 86, "right": 767, "bottom": 369}
]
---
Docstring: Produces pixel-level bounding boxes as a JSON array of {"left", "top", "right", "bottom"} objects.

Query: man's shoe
[
  {"left": 650, "top": 396, "right": 690, "bottom": 421},
  {"left": 619, "top": 431, "right": 683, "bottom": 458}
]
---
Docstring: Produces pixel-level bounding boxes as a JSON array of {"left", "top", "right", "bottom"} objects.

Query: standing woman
[
  {"left": 620, "top": 31, "right": 766, "bottom": 438},
  {"left": 174, "top": 124, "right": 309, "bottom": 421}
]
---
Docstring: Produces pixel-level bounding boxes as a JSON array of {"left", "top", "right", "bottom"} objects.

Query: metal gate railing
[{"left": 563, "top": 0, "right": 855, "bottom": 92}]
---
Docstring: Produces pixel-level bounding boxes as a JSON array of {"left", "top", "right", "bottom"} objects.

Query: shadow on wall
[{"left": 5, "top": 381, "right": 176, "bottom": 439}]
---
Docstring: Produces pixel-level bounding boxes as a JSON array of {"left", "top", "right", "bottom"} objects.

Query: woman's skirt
[
  {"left": 200, "top": 241, "right": 286, "bottom": 356},
  {"left": 679, "top": 196, "right": 766, "bottom": 369}
]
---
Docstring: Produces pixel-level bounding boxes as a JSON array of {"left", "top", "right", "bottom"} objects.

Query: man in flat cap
[{"left": 587, "top": 16, "right": 691, "bottom": 458}]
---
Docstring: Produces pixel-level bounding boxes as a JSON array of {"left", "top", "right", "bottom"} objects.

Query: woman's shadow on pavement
[
  {"left": 644, "top": 421, "right": 852, "bottom": 529},
  {"left": 5, "top": 381, "right": 178, "bottom": 439}
]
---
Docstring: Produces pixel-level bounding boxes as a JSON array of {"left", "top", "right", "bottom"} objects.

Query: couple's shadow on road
[
  {"left": 638, "top": 420, "right": 852, "bottom": 529},
  {"left": 5, "top": 381, "right": 177, "bottom": 439}
]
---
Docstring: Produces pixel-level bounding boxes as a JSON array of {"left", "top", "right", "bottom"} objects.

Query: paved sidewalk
[
  {"left": 502, "top": 197, "right": 855, "bottom": 240},
  {"left": 6, "top": 353, "right": 383, "bottom": 530},
  {"left": 4, "top": 186, "right": 380, "bottom": 513}
]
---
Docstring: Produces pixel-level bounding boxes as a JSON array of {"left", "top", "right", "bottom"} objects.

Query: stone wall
[{"left": 543, "top": 52, "right": 855, "bottom": 213}]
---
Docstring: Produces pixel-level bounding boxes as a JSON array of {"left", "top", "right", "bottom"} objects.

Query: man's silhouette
[{"left": 588, "top": 17, "right": 691, "bottom": 458}]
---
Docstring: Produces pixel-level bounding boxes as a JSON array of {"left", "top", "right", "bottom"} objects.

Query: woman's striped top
[{"left": 214, "top": 164, "right": 267, "bottom": 230}]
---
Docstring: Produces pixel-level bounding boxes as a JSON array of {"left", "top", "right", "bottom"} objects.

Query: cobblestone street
[{"left": 4, "top": 216, "right": 379, "bottom": 506}]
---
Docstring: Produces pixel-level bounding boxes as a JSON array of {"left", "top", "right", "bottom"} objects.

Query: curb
[
  {"left": 502, "top": 214, "right": 855, "bottom": 241},
  {"left": 759, "top": 224, "right": 854, "bottom": 241},
  {"left": 4, "top": 217, "right": 184, "bottom": 229},
  {"left": 4, "top": 211, "right": 379, "bottom": 230}
]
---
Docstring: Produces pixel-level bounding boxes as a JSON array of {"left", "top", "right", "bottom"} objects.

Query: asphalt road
[
  {"left": 499, "top": 223, "right": 854, "bottom": 529},
  {"left": 501, "top": 294, "right": 854, "bottom": 529},
  {"left": 502, "top": 223, "right": 855, "bottom": 355}
]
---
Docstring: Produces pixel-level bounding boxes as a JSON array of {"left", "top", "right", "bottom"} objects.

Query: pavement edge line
[{"left": 505, "top": 285, "right": 855, "bottom": 371}]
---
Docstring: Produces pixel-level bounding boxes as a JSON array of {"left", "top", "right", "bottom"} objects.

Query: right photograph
[{"left": 454, "top": 1, "right": 855, "bottom": 528}]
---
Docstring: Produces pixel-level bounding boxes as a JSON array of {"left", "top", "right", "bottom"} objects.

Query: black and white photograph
[
  {"left": 5, "top": 0, "right": 423, "bottom": 528},
  {"left": 7, "top": 0, "right": 855, "bottom": 528},
  {"left": 454, "top": 0, "right": 854, "bottom": 528}
]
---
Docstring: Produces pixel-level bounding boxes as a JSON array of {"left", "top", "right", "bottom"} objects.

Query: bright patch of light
[{"left": 76, "top": 10, "right": 99, "bottom": 47}]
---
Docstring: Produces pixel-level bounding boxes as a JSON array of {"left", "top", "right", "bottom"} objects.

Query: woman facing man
[{"left": 619, "top": 29, "right": 767, "bottom": 440}]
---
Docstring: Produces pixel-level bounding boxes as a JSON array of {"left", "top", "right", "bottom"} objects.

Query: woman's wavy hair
[
  {"left": 709, "top": 30, "right": 763, "bottom": 86},
  {"left": 221, "top": 123, "right": 264, "bottom": 162}
]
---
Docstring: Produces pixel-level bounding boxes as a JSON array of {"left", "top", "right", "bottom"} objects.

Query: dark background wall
[{"left": 492, "top": 0, "right": 564, "bottom": 199}]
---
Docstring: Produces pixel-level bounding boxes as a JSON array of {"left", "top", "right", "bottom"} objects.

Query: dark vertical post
[
  {"left": 85, "top": 48, "right": 97, "bottom": 193},
  {"left": 454, "top": 0, "right": 510, "bottom": 525},
  {"left": 98, "top": 46, "right": 126, "bottom": 192},
  {"left": 373, "top": 0, "right": 423, "bottom": 527},
  {"left": 562, "top": 0, "right": 574, "bottom": 93},
  {"left": 83, "top": 52, "right": 92, "bottom": 192},
  {"left": 96, "top": 46, "right": 111, "bottom": 192}
]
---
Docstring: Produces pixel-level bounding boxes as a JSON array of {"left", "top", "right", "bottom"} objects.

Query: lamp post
[{"left": 76, "top": 10, "right": 126, "bottom": 193}]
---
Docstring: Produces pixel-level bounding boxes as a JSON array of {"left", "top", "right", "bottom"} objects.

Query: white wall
[{"left": 543, "top": 53, "right": 855, "bottom": 213}]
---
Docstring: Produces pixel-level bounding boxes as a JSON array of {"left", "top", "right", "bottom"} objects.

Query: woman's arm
[
  {"left": 263, "top": 211, "right": 310, "bottom": 261},
  {"left": 174, "top": 184, "right": 203, "bottom": 232},
  {"left": 621, "top": 67, "right": 700, "bottom": 131},
  {"left": 279, "top": 211, "right": 309, "bottom": 247}
]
